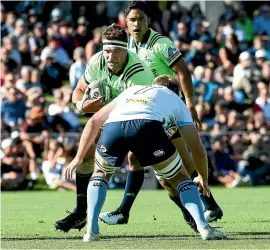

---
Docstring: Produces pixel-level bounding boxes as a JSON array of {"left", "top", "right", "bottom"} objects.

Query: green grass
[{"left": 1, "top": 187, "right": 270, "bottom": 249}]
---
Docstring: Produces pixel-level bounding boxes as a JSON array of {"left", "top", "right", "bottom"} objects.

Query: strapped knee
[
  {"left": 95, "top": 158, "right": 116, "bottom": 174},
  {"left": 154, "top": 154, "right": 183, "bottom": 180}
]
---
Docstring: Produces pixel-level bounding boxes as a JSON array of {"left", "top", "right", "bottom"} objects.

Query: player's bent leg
[
  {"left": 54, "top": 144, "right": 96, "bottom": 233},
  {"left": 152, "top": 153, "right": 227, "bottom": 240},
  {"left": 172, "top": 138, "right": 223, "bottom": 223},
  {"left": 84, "top": 152, "right": 115, "bottom": 242}
]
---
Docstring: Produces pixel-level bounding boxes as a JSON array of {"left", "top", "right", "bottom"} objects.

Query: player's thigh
[
  {"left": 130, "top": 120, "right": 176, "bottom": 167},
  {"left": 171, "top": 136, "right": 196, "bottom": 175},
  {"left": 96, "top": 122, "right": 129, "bottom": 167}
]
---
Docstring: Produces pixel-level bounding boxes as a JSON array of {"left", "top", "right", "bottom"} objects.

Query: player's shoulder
[
  {"left": 123, "top": 51, "right": 149, "bottom": 81},
  {"left": 87, "top": 51, "right": 105, "bottom": 70},
  {"left": 147, "top": 29, "right": 172, "bottom": 50}
]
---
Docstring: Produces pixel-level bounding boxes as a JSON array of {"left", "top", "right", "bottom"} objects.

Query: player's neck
[{"left": 133, "top": 29, "right": 150, "bottom": 47}]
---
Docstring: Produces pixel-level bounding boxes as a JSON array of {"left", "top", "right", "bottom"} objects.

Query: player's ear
[{"left": 146, "top": 16, "right": 150, "bottom": 25}]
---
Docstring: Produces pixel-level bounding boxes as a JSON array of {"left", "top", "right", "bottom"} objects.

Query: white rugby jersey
[{"left": 106, "top": 85, "right": 193, "bottom": 129}]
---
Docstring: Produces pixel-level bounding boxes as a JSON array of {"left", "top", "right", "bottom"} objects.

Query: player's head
[
  {"left": 125, "top": 1, "right": 150, "bottom": 41},
  {"left": 102, "top": 24, "right": 128, "bottom": 74},
  {"left": 153, "top": 75, "right": 180, "bottom": 95}
]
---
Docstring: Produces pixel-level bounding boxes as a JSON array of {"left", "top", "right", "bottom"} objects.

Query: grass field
[{"left": 1, "top": 187, "right": 270, "bottom": 249}]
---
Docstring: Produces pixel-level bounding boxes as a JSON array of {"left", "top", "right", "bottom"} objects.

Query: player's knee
[
  {"left": 153, "top": 153, "right": 183, "bottom": 180},
  {"left": 95, "top": 156, "right": 116, "bottom": 176}
]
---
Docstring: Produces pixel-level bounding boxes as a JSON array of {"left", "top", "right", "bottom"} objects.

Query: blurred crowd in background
[{"left": 1, "top": 1, "right": 270, "bottom": 191}]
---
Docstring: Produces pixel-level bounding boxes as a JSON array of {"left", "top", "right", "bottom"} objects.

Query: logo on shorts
[
  {"left": 153, "top": 149, "right": 165, "bottom": 157},
  {"left": 100, "top": 145, "right": 107, "bottom": 153}
]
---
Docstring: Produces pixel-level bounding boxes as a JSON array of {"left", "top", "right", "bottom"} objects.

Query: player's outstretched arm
[
  {"left": 172, "top": 59, "right": 202, "bottom": 129},
  {"left": 178, "top": 125, "right": 210, "bottom": 196},
  {"left": 65, "top": 102, "right": 115, "bottom": 179}
]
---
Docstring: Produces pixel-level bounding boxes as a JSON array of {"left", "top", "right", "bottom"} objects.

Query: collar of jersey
[{"left": 130, "top": 29, "right": 151, "bottom": 49}]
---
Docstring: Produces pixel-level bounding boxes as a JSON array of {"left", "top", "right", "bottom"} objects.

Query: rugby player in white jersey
[{"left": 64, "top": 75, "right": 227, "bottom": 242}]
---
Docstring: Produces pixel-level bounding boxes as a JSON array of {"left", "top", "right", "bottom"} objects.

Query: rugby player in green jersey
[
  {"left": 100, "top": 1, "right": 223, "bottom": 228},
  {"left": 54, "top": 24, "right": 154, "bottom": 233}
]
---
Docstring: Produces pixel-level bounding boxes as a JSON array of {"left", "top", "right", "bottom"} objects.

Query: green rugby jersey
[
  {"left": 128, "top": 29, "right": 183, "bottom": 78},
  {"left": 83, "top": 51, "right": 154, "bottom": 101}
]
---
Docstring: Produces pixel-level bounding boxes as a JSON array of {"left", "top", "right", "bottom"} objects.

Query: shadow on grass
[{"left": 2, "top": 232, "right": 270, "bottom": 241}]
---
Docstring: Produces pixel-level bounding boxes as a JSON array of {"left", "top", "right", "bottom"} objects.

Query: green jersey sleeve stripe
[
  {"left": 169, "top": 54, "right": 183, "bottom": 67},
  {"left": 123, "top": 63, "right": 142, "bottom": 79},
  {"left": 124, "top": 66, "right": 144, "bottom": 81},
  {"left": 147, "top": 33, "right": 160, "bottom": 49},
  {"left": 148, "top": 36, "right": 165, "bottom": 50},
  {"left": 83, "top": 73, "right": 91, "bottom": 85},
  {"left": 99, "top": 55, "right": 105, "bottom": 70},
  {"left": 125, "top": 68, "right": 145, "bottom": 82}
]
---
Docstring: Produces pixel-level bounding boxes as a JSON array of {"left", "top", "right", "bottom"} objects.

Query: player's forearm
[
  {"left": 72, "top": 89, "right": 84, "bottom": 104},
  {"left": 190, "top": 145, "right": 208, "bottom": 181},
  {"left": 179, "top": 71, "right": 195, "bottom": 108},
  {"left": 75, "top": 118, "right": 101, "bottom": 160},
  {"left": 81, "top": 99, "right": 105, "bottom": 113}
]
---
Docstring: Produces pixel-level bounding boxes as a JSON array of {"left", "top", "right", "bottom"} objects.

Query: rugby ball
[{"left": 88, "top": 80, "right": 105, "bottom": 100}]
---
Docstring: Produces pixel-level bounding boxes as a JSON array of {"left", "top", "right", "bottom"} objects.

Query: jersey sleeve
[
  {"left": 125, "top": 66, "right": 154, "bottom": 88},
  {"left": 83, "top": 53, "right": 101, "bottom": 85},
  {"left": 153, "top": 37, "right": 183, "bottom": 68}
]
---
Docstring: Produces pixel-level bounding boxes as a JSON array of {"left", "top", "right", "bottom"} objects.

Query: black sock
[
  {"left": 190, "top": 170, "right": 219, "bottom": 210},
  {"left": 168, "top": 195, "right": 193, "bottom": 222},
  {"left": 118, "top": 170, "right": 144, "bottom": 216},
  {"left": 74, "top": 172, "right": 92, "bottom": 215}
]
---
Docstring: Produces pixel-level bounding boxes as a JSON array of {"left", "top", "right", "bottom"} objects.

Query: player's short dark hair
[
  {"left": 153, "top": 75, "right": 180, "bottom": 95},
  {"left": 124, "top": 1, "right": 150, "bottom": 17},
  {"left": 102, "top": 24, "right": 127, "bottom": 43}
]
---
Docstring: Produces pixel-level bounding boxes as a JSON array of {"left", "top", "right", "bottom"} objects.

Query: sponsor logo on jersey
[
  {"left": 126, "top": 98, "right": 152, "bottom": 104},
  {"left": 165, "top": 125, "right": 178, "bottom": 139},
  {"left": 153, "top": 149, "right": 165, "bottom": 157},
  {"left": 100, "top": 145, "right": 107, "bottom": 153},
  {"left": 168, "top": 47, "right": 177, "bottom": 58}
]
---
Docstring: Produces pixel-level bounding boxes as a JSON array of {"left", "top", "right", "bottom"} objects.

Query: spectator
[
  {"left": 69, "top": 47, "right": 87, "bottom": 90},
  {"left": 239, "top": 133, "right": 270, "bottom": 186},
  {"left": 1, "top": 88, "right": 27, "bottom": 128},
  {"left": 29, "top": 22, "right": 47, "bottom": 64},
  {"left": 40, "top": 36, "right": 70, "bottom": 68},
  {"left": 58, "top": 21, "right": 79, "bottom": 58},
  {"left": 12, "top": 19, "right": 27, "bottom": 41},
  {"left": 173, "top": 21, "right": 192, "bottom": 55},
  {"left": 39, "top": 50, "right": 65, "bottom": 93},
  {"left": 3, "top": 11, "right": 16, "bottom": 35},
  {"left": 210, "top": 139, "right": 243, "bottom": 188},
  {"left": 261, "top": 61, "right": 270, "bottom": 84},
  {"left": 255, "top": 82, "right": 270, "bottom": 123},
  {"left": 16, "top": 66, "right": 33, "bottom": 93},
  {"left": 1, "top": 138, "right": 27, "bottom": 190},
  {"left": 255, "top": 49, "right": 268, "bottom": 69},
  {"left": 236, "top": 9, "right": 254, "bottom": 46},
  {"left": 219, "top": 33, "right": 241, "bottom": 75},
  {"left": 18, "top": 37, "right": 34, "bottom": 67},
  {"left": 42, "top": 142, "right": 76, "bottom": 190},
  {"left": 75, "top": 16, "right": 91, "bottom": 48},
  {"left": 20, "top": 106, "right": 50, "bottom": 159},
  {"left": 2, "top": 36, "right": 21, "bottom": 65},
  {"left": 1, "top": 47, "right": 18, "bottom": 73},
  {"left": 47, "top": 89, "right": 81, "bottom": 132},
  {"left": 85, "top": 27, "right": 103, "bottom": 60},
  {"left": 253, "top": 5, "right": 270, "bottom": 43}
]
